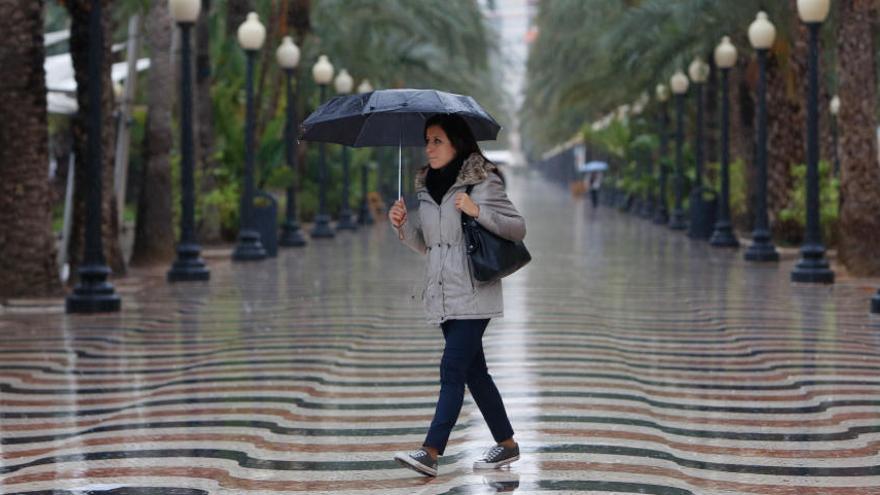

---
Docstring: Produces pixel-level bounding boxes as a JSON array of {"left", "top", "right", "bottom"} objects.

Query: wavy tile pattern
[{"left": 2, "top": 174, "right": 880, "bottom": 495}]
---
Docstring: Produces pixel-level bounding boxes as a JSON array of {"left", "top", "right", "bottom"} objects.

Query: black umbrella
[{"left": 300, "top": 88, "right": 501, "bottom": 199}]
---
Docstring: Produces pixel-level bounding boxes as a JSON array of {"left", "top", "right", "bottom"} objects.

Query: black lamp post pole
[
  {"left": 311, "top": 84, "right": 335, "bottom": 238},
  {"left": 744, "top": 48, "right": 779, "bottom": 262},
  {"left": 669, "top": 92, "right": 687, "bottom": 230},
  {"left": 654, "top": 102, "right": 670, "bottom": 225},
  {"left": 66, "top": 0, "right": 120, "bottom": 313},
  {"left": 688, "top": 80, "right": 707, "bottom": 238},
  {"left": 337, "top": 145, "right": 357, "bottom": 230},
  {"left": 280, "top": 68, "right": 306, "bottom": 247},
  {"left": 791, "top": 22, "right": 834, "bottom": 283},
  {"left": 168, "top": 22, "right": 210, "bottom": 281},
  {"left": 710, "top": 66, "right": 739, "bottom": 247},
  {"left": 232, "top": 49, "right": 267, "bottom": 260}
]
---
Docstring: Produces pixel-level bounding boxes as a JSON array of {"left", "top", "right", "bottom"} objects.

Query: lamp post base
[
  {"left": 336, "top": 209, "right": 358, "bottom": 230},
  {"left": 232, "top": 230, "right": 267, "bottom": 261},
  {"left": 710, "top": 221, "right": 739, "bottom": 248},
  {"left": 167, "top": 243, "right": 210, "bottom": 282},
  {"left": 744, "top": 230, "right": 779, "bottom": 262},
  {"left": 66, "top": 264, "right": 121, "bottom": 313},
  {"left": 871, "top": 290, "right": 880, "bottom": 314},
  {"left": 791, "top": 244, "right": 834, "bottom": 284},
  {"left": 280, "top": 222, "right": 307, "bottom": 247},
  {"left": 310, "top": 215, "right": 335, "bottom": 238},
  {"left": 669, "top": 209, "right": 687, "bottom": 230}
]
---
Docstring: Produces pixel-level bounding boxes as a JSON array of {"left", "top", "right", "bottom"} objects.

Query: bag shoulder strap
[{"left": 461, "top": 184, "right": 476, "bottom": 225}]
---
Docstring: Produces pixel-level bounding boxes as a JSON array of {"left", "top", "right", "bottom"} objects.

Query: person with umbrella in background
[
  {"left": 388, "top": 114, "right": 525, "bottom": 477},
  {"left": 588, "top": 171, "right": 602, "bottom": 208}
]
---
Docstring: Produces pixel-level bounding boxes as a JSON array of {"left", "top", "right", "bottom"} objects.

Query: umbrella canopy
[
  {"left": 579, "top": 161, "right": 609, "bottom": 173},
  {"left": 300, "top": 88, "right": 501, "bottom": 147},
  {"left": 300, "top": 88, "right": 501, "bottom": 204}
]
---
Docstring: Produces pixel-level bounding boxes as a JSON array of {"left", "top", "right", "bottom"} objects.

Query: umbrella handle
[{"left": 398, "top": 136, "right": 404, "bottom": 240}]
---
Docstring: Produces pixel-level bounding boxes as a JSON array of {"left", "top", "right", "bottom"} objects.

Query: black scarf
[{"left": 425, "top": 155, "right": 464, "bottom": 205}]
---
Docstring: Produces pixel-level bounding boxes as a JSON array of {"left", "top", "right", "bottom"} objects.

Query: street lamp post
[
  {"left": 276, "top": 36, "right": 306, "bottom": 247},
  {"left": 654, "top": 84, "right": 671, "bottom": 225},
  {"left": 232, "top": 13, "right": 267, "bottom": 261},
  {"left": 830, "top": 95, "right": 840, "bottom": 177},
  {"left": 357, "top": 79, "right": 375, "bottom": 225},
  {"left": 669, "top": 70, "right": 689, "bottom": 230},
  {"left": 744, "top": 12, "right": 780, "bottom": 262},
  {"left": 66, "top": 0, "right": 121, "bottom": 313},
  {"left": 334, "top": 69, "right": 357, "bottom": 230},
  {"left": 792, "top": 0, "right": 834, "bottom": 283},
  {"left": 687, "top": 57, "right": 711, "bottom": 239},
  {"left": 710, "top": 36, "right": 740, "bottom": 248},
  {"left": 167, "top": 0, "right": 210, "bottom": 281},
  {"left": 310, "top": 55, "right": 335, "bottom": 238}
]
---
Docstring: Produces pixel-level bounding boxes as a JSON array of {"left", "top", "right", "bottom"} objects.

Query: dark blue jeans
[{"left": 423, "top": 318, "right": 514, "bottom": 455}]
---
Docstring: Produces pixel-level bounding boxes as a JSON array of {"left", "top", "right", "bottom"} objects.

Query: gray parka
[{"left": 395, "top": 153, "right": 526, "bottom": 325}]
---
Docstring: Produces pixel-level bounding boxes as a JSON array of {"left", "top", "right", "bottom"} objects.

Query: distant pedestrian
[
  {"left": 388, "top": 114, "right": 525, "bottom": 477},
  {"left": 588, "top": 171, "right": 602, "bottom": 208}
]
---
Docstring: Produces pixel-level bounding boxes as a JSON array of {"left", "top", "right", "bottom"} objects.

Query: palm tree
[
  {"left": 522, "top": 0, "right": 828, "bottom": 239},
  {"left": 836, "top": 0, "right": 880, "bottom": 276},
  {"left": 225, "top": 0, "right": 252, "bottom": 37},
  {"left": 130, "top": 0, "right": 176, "bottom": 265},
  {"left": 0, "top": 0, "right": 61, "bottom": 298},
  {"left": 196, "top": 0, "right": 223, "bottom": 243},
  {"left": 64, "top": 0, "right": 126, "bottom": 279}
]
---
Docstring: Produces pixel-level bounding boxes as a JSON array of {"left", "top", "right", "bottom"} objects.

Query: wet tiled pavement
[{"left": 2, "top": 171, "right": 880, "bottom": 494}]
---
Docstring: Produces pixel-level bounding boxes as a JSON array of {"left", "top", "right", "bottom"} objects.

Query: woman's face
[{"left": 425, "top": 125, "right": 457, "bottom": 169}]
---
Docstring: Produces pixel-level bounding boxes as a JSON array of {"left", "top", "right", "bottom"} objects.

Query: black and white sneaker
[
  {"left": 473, "top": 443, "right": 520, "bottom": 469},
  {"left": 393, "top": 448, "right": 438, "bottom": 477}
]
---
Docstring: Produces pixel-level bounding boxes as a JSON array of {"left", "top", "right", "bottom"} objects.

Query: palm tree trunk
[
  {"left": 733, "top": 58, "right": 755, "bottom": 232},
  {"left": 289, "top": 0, "right": 312, "bottom": 40},
  {"left": 705, "top": 55, "right": 719, "bottom": 172},
  {"left": 836, "top": 0, "right": 880, "bottom": 276},
  {"left": 766, "top": 19, "right": 808, "bottom": 242},
  {"left": 255, "top": 1, "right": 283, "bottom": 152},
  {"left": 0, "top": 0, "right": 61, "bottom": 298},
  {"left": 65, "top": 0, "right": 126, "bottom": 280},
  {"left": 131, "top": 0, "right": 175, "bottom": 266},
  {"left": 196, "top": 0, "right": 222, "bottom": 243},
  {"left": 226, "top": 0, "right": 252, "bottom": 37}
]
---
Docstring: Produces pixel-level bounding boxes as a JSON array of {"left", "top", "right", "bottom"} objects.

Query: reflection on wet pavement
[{"left": 2, "top": 171, "right": 880, "bottom": 494}]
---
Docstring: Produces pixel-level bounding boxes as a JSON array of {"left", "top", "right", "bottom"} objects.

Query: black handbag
[{"left": 461, "top": 185, "right": 531, "bottom": 283}]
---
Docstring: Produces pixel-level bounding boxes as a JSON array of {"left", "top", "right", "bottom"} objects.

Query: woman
[{"left": 389, "top": 114, "right": 526, "bottom": 477}]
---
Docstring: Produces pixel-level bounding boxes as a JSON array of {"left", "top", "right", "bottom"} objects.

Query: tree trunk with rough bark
[
  {"left": 733, "top": 58, "right": 756, "bottom": 233},
  {"left": 0, "top": 0, "right": 61, "bottom": 298},
  {"left": 226, "top": 0, "right": 252, "bottom": 37},
  {"left": 705, "top": 55, "right": 719, "bottom": 172},
  {"left": 764, "top": 6, "right": 810, "bottom": 242},
  {"left": 65, "top": 0, "right": 126, "bottom": 280},
  {"left": 836, "top": 0, "right": 880, "bottom": 276},
  {"left": 288, "top": 0, "right": 312, "bottom": 198},
  {"left": 196, "top": 0, "right": 222, "bottom": 243},
  {"left": 131, "top": 0, "right": 175, "bottom": 266}
]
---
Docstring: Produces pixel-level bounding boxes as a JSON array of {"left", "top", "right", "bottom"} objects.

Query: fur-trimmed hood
[{"left": 414, "top": 152, "right": 495, "bottom": 191}]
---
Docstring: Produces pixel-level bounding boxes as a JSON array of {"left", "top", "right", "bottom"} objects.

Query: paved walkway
[{"left": 2, "top": 171, "right": 880, "bottom": 495}]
